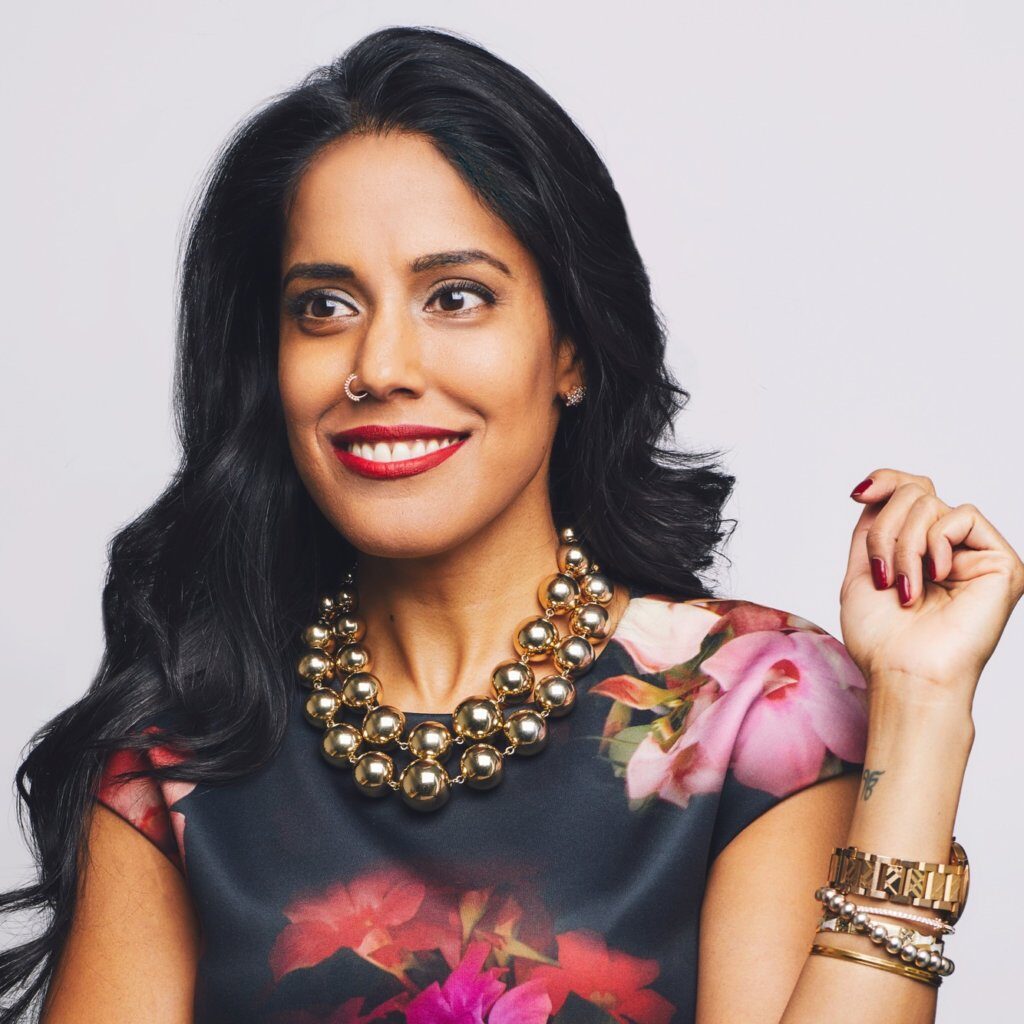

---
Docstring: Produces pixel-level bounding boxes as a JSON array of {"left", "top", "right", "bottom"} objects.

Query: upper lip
[{"left": 331, "top": 424, "right": 470, "bottom": 444}]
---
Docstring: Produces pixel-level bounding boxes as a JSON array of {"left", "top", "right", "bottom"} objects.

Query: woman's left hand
[{"left": 839, "top": 468, "right": 1024, "bottom": 713}]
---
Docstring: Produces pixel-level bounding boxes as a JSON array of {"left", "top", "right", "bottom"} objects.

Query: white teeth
[{"left": 345, "top": 436, "right": 463, "bottom": 462}]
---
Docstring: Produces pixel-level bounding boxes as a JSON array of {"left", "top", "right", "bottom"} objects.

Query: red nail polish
[
  {"left": 850, "top": 477, "right": 873, "bottom": 497},
  {"left": 924, "top": 554, "right": 936, "bottom": 581},
  {"left": 897, "top": 573, "right": 911, "bottom": 604},
  {"left": 870, "top": 557, "right": 888, "bottom": 589}
]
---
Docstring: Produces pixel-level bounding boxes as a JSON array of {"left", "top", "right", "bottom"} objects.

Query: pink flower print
[
  {"left": 611, "top": 597, "right": 721, "bottom": 673},
  {"left": 624, "top": 683, "right": 739, "bottom": 808},
  {"left": 518, "top": 929, "right": 674, "bottom": 1024},
  {"left": 688, "top": 598, "right": 815, "bottom": 639},
  {"left": 701, "top": 626, "right": 868, "bottom": 796},
  {"left": 406, "top": 939, "right": 551, "bottom": 1024}
]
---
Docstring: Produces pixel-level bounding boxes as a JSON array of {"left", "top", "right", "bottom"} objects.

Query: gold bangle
[{"left": 809, "top": 943, "right": 941, "bottom": 987}]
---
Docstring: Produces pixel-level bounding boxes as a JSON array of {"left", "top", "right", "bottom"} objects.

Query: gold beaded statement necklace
[{"left": 295, "top": 527, "right": 618, "bottom": 812}]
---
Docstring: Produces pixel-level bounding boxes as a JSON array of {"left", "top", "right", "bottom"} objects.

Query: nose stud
[{"left": 345, "top": 373, "right": 369, "bottom": 402}]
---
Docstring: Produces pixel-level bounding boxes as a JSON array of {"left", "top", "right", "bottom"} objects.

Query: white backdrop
[{"left": 2, "top": 2, "right": 1021, "bottom": 1018}]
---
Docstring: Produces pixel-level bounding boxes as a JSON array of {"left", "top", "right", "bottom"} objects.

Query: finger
[
  {"left": 863, "top": 481, "right": 936, "bottom": 593},
  {"left": 927, "top": 503, "right": 1020, "bottom": 576},
  {"left": 849, "top": 469, "right": 937, "bottom": 504},
  {"left": 893, "top": 493, "right": 952, "bottom": 605}
]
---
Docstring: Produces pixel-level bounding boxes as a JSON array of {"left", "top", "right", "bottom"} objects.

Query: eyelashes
[{"left": 284, "top": 279, "right": 498, "bottom": 325}]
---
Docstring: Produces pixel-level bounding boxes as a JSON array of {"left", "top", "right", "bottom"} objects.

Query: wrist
[{"left": 866, "top": 677, "right": 976, "bottom": 759}]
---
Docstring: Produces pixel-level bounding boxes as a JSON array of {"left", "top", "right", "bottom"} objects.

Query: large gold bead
[
  {"left": 556, "top": 543, "right": 590, "bottom": 578},
  {"left": 362, "top": 705, "right": 406, "bottom": 747},
  {"left": 334, "top": 586, "right": 358, "bottom": 613},
  {"left": 321, "top": 723, "right": 362, "bottom": 765},
  {"left": 453, "top": 697, "right": 501, "bottom": 740},
  {"left": 553, "top": 634, "right": 595, "bottom": 677},
  {"left": 399, "top": 758, "right": 451, "bottom": 811},
  {"left": 331, "top": 614, "right": 365, "bottom": 642},
  {"left": 503, "top": 709, "right": 548, "bottom": 754},
  {"left": 579, "top": 572, "right": 613, "bottom": 606},
  {"left": 352, "top": 751, "right": 393, "bottom": 796},
  {"left": 408, "top": 721, "right": 452, "bottom": 760},
  {"left": 302, "top": 623, "right": 335, "bottom": 651},
  {"left": 570, "top": 602, "right": 610, "bottom": 640},
  {"left": 297, "top": 650, "right": 334, "bottom": 687},
  {"left": 341, "top": 671, "right": 380, "bottom": 708},
  {"left": 513, "top": 617, "right": 559, "bottom": 660},
  {"left": 537, "top": 573, "right": 581, "bottom": 613},
  {"left": 491, "top": 659, "right": 535, "bottom": 702},
  {"left": 303, "top": 688, "right": 341, "bottom": 727},
  {"left": 460, "top": 743, "right": 504, "bottom": 789},
  {"left": 335, "top": 642, "right": 372, "bottom": 675},
  {"left": 534, "top": 674, "right": 577, "bottom": 717}
]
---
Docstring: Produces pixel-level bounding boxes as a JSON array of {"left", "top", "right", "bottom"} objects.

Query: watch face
[{"left": 950, "top": 840, "right": 969, "bottom": 924}]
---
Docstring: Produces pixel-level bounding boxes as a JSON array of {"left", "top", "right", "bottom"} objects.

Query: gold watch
[{"left": 828, "top": 837, "right": 969, "bottom": 924}]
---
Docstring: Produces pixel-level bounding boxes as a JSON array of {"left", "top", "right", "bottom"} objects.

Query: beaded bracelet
[
  {"left": 818, "top": 915, "right": 946, "bottom": 959},
  {"left": 814, "top": 886, "right": 955, "bottom": 978}
]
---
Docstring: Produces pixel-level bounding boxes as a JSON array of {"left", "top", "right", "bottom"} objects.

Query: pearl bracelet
[{"left": 815, "top": 886, "right": 955, "bottom": 977}]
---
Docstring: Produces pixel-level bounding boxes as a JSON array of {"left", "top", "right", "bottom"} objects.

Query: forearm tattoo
[{"left": 861, "top": 767, "right": 885, "bottom": 800}]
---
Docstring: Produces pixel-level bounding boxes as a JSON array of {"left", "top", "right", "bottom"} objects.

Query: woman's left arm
[{"left": 698, "top": 468, "right": 1023, "bottom": 1024}]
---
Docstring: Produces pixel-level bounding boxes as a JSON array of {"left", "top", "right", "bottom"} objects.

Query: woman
[{"left": 3, "top": 24, "right": 1020, "bottom": 1024}]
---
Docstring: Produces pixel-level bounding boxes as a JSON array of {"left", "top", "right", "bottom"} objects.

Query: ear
[{"left": 555, "top": 334, "right": 584, "bottom": 393}]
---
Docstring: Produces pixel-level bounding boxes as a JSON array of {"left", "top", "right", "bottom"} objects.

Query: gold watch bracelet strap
[{"left": 828, "top": 842, "right": 967, "bottom": 919}]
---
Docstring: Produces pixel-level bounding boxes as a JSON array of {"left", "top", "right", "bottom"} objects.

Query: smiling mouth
[{"left": 336, "top": 434, "right": 468, "bottom": 464}]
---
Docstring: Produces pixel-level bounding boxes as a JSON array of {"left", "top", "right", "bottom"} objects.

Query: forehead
[{"left": 282, "top": 131, "right": 525, "bottom": 268}]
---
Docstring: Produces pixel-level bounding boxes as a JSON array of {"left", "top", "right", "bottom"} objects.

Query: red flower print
[
  {"left": 268, "top": 867, "right": 462, "bottom": 985},
  {"left": 94, "top": 725, "right": 196, "bottom": 874},
  {"left": 406, "top": 939, "right": 551, "bottom": 1024},
  {"left": 517, "top": 929, "right": 675, "bottom": 1024}
]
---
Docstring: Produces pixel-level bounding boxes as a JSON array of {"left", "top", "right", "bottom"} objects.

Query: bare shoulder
[{"left": 41, "top": 802, "right": 200, "bottom": 1024}]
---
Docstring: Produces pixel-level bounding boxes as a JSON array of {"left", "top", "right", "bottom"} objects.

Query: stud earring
[{"left": 562, "top": 384, "right": 586, "bottom": 406}]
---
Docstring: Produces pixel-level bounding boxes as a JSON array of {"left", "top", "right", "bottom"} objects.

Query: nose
[{"left": 349, "top": 301, "right": 425, "bottom": 404}]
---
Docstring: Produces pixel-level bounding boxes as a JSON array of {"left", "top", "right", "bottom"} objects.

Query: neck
[{"left": 351, "top": 502, "right": 626, "bottom": 715}]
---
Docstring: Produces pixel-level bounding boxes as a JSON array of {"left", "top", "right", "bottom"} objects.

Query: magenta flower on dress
[{"left": 405, "top": 939, "right": 551, "bottom": 1024}]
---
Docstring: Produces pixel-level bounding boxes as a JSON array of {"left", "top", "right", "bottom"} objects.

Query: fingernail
[
  {"left": 897, "top": 573, "right": 912, "bottom": 604},
  {"left": 850, "top": 477, "right": 873, "bottom": 497},
  {"left": 923, "top": 554, "right": 936, "bottom": 581},
  {"left": 870, "top": 556, "right": 888, "bottom": 589}
]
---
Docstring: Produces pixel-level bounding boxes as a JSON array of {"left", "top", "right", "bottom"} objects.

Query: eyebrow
[{"left": 281, "top": 249, "right": 513, "bottom": 290}]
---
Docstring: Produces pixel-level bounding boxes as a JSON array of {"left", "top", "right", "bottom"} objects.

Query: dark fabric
[{"left": 95, "top": 588, "right": 868, "bottom": 1023}]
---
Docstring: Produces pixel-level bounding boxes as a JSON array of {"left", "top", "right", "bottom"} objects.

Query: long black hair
[{"left": 0, "top": 25, "right": 735, "bottom": 1019}]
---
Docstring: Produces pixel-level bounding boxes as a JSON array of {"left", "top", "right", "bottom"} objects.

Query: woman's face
[{"left": 278, "top": 130, "right": 581, "bottom": 558}]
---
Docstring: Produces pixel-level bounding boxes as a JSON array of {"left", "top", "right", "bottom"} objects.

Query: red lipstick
[{"left": 331, "top": 424, "right": 470, "bottom": 480}]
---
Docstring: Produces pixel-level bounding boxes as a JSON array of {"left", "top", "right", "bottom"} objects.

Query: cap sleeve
[
  {"left": 92, "top": 721, "right": 195, "bottom": 877},
  {"left": 703, "top": 605, "right": 869, "bottom": 864}
]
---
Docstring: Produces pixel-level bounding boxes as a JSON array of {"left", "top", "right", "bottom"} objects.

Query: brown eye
[
  {"left": 426, "top": 281, "right": 496, "bottom": 315},
  {"left": 285, "top": 290, "right": 357, "bottom": 322}
]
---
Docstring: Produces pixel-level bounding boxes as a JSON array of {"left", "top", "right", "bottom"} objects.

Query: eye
[
  {"left": 284, "top": 289, "right": 358, "bottom": 323},
  {"left": 426, "top": 280, "right": 496, "bottom": 315}
]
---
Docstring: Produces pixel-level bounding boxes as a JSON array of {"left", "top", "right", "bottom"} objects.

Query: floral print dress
[{"left": 93, "top": 589, "right": 869, "bottom": 1023}]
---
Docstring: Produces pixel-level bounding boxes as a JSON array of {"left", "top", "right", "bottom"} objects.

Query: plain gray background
[{"left": 2, "top": 2, "right": 1020, "bottom": 1018}]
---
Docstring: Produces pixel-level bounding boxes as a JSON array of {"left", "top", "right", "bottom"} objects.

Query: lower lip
[{"left": 332, "top": 437, "right": 469, "bottom": 479}]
